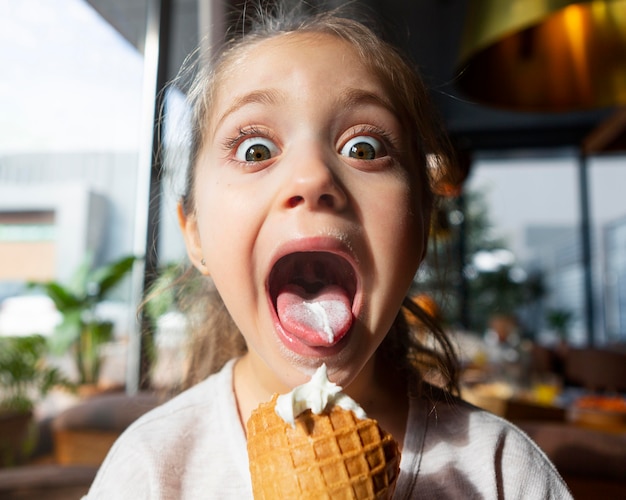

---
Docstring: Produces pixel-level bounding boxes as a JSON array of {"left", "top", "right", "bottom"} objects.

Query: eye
[
  {"left": 235, "top": 137, "right": 279, "bottom": 162},
  {"left": 340, "top": 136, "right": 384, "bottom": 160}
]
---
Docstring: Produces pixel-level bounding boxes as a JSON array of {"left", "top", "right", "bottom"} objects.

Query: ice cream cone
[{"left": 246, "top": 394, "right": 400, "bottom": 499}]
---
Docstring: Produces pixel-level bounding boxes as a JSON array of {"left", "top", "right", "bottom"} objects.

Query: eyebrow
[
  {"left": 211, "top": 86, "right": 398, "bottom": 136},
  {"left": 336, "top": 88, "right": 397, "bottom": 115},
  {"left": 213, "top": 88, "right": 284, "bottom": 132}
]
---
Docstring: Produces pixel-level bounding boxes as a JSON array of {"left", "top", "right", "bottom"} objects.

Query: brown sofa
[
  {"left": 519, "top": 422, "right": 626, "bottom": 499},
  {"left": 0, "top": 391, "right": 162, "bottom": 499}
]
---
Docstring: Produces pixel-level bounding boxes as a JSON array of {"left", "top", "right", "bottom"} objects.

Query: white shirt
[{"left": 85, "top": 359, "right": 571, "bottom": 499}]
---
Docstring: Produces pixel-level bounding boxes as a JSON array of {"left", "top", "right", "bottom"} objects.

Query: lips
[{"left": 268, "top": 251, "right": 357, "bottom": 348}]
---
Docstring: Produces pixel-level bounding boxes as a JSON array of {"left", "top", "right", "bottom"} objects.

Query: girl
[{"left": 85, "top": 3, "right": 571, "bottom": 498}]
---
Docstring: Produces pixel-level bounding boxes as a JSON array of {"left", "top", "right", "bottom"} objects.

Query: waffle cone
[{"left": 246, "top": 395, "right": 401, "bottom": 499}]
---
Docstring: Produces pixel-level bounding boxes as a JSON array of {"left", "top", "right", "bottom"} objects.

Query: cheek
[
  {"left": 193, "top": 177, "right": 237, "bottom": 271},
  {"left": 193, "top": 172, "right": 262, "bottom": 290},
  {"left": 393, "top": 205, "right": 424, "bottom": 278},
  {"left": 375, "top": 177, "right": 426, "bottom": 262},
  {"left": 359, "top": 179, "right": 425, "bottom": 332},
  {"left": 194, "top": 166, "right": 242, "bottom": 239}
]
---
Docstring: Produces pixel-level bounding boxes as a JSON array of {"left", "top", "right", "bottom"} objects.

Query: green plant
[
  {"left": 0, "top": 335, "right": 72, "bottom": 466},
  {"left": 546, "top": 308, "right": 574, "bottom": 340},
  {"left": 32, "top": 254, "right": 137, "bottom": 385},
  {"left": 0, "top": 335, "right": 71, "bottom": 414},
  {"left": 418, "top": 188, "right": 546, "bottom": 334}
]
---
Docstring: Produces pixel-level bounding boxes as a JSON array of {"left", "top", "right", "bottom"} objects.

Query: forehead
[
  {"left": 227, "top": 31, "right": 366, "bottom": 76},
  {"left": 209, "top": 32, "right": 391, "bottom": 125}
]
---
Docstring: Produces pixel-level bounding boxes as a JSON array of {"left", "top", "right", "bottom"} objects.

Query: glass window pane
[
  {"left": 0, "top": 0, "right": 148, "bottom": 388},
  {"left": 590, "top": 154, "right": 626, "bottom": 345},
  {"left": 466, "top": 155, "right": 585, "bottom": 345}
]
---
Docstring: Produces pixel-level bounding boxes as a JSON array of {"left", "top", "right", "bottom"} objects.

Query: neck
[
  {"left": 233, "top": 353, "right": 409, "bottom": 447},
  {"left": 346, "top": 355, "right": 409, "bottom": 448},
  {"left": 233, "top": 355, "right": 284, "bottom": 432}
]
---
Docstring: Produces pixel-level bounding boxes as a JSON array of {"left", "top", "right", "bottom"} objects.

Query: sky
[{"left": 0, "top": 0, "right": 145, "bottom": 153}]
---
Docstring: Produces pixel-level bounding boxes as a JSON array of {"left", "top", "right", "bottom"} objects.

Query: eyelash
[
  {"left": 221, "top": 126, "right": 276, "bottom": 153},
  {"left": 342, "top": 125, "right": 396, "bottom": 155},
  {"left": 220, "top": 124, "right": 398, "bottom": 162}
]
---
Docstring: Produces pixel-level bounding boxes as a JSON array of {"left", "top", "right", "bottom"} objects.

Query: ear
[{"left": 177, "top": 202, "right": 209, "bottom": 275}]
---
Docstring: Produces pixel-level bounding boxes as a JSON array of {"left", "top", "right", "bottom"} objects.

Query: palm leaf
[
  {"left": 28, "top": 282, "right": 81, "bottom": 312},
  {"left": 90, "top": 255, "right": 137, "bottom": 299},
  {"left": 48, "top": 310, "right": 83, "bottom": 354}
]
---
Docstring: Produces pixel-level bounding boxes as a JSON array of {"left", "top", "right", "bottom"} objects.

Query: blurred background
[{"left": 0, "top": 0, "right": 625, "bottom": 497}]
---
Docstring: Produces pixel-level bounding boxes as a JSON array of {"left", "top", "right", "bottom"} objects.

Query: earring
[{"left": 200, "top": 258, "right": 206, "bottom": 266}]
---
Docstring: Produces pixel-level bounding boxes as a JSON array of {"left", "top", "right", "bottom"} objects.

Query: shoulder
[
  {"left": 129, "top": 359, "right": 235, "bottom": 431},
  {"left": 84, "top": 359, "right": 248, "bottom": 499},
  {"left": 111, "top": 358, "right": 237, "bottom": 452},
  {"left": 418, "top": 385, "right": 545, "bottom": 449},
  {"left": 413, "top": 386, "right": 572, "bottom": 498}
]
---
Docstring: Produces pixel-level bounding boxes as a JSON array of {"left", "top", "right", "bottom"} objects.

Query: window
[
  {"left": 0, "top": 1, "right": 148, "bottom": 387},
  {"left": 461, "top": 151, "right": 626, "bottom": 347}
]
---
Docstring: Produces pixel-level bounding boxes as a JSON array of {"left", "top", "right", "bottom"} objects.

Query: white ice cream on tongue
[
  {"left": 275, "top": 364, "right": 366, "bottom": 426},
  {"left": 276, "top": 284, "right": 352, "bottom": 345}
]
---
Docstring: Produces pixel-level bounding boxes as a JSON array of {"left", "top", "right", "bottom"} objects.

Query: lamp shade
[{"left": 456, "top": 0, "right": 626, "bottom": 112}]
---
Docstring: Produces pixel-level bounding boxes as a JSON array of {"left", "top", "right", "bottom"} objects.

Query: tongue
[{"left": 276, "top": 284, "right": 353, "bottom": 346}]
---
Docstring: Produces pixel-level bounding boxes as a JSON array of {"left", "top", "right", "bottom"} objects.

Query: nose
[{"left": 281, "top": 151, "right": 348, "bottom": 211}]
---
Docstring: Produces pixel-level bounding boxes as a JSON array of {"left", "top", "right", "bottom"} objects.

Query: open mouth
[{"left": 268, "top": 252, "right": 357, "bottom": 347}]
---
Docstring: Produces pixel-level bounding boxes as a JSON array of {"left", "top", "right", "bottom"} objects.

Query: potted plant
[
  {"left": 0, "top": 334, "right": 71, "bottom": 466},
  {"left": 546, "top": 308, "right": 574, "bottom": 342},
  {"left": 32, "top": 254, "right": 137, "bottom": 388}
]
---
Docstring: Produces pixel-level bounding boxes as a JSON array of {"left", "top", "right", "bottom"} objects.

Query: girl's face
[{"left": 180, "top": 33, "right": 428, "bottom": 392}]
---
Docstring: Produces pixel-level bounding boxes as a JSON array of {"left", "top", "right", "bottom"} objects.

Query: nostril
[
  {"left": 286, "top": 194, "right": 335, "bottom": 209},
  {"left": 287, "top": 195, "right": 304, "bottom": 208},
  {"left": 319, "top": 193, "right": 334, "bottom": 208}
]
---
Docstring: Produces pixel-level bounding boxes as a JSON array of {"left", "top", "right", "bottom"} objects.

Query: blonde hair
[{"left": 176, "top": 3, "right": 460, "bottom": 394}]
